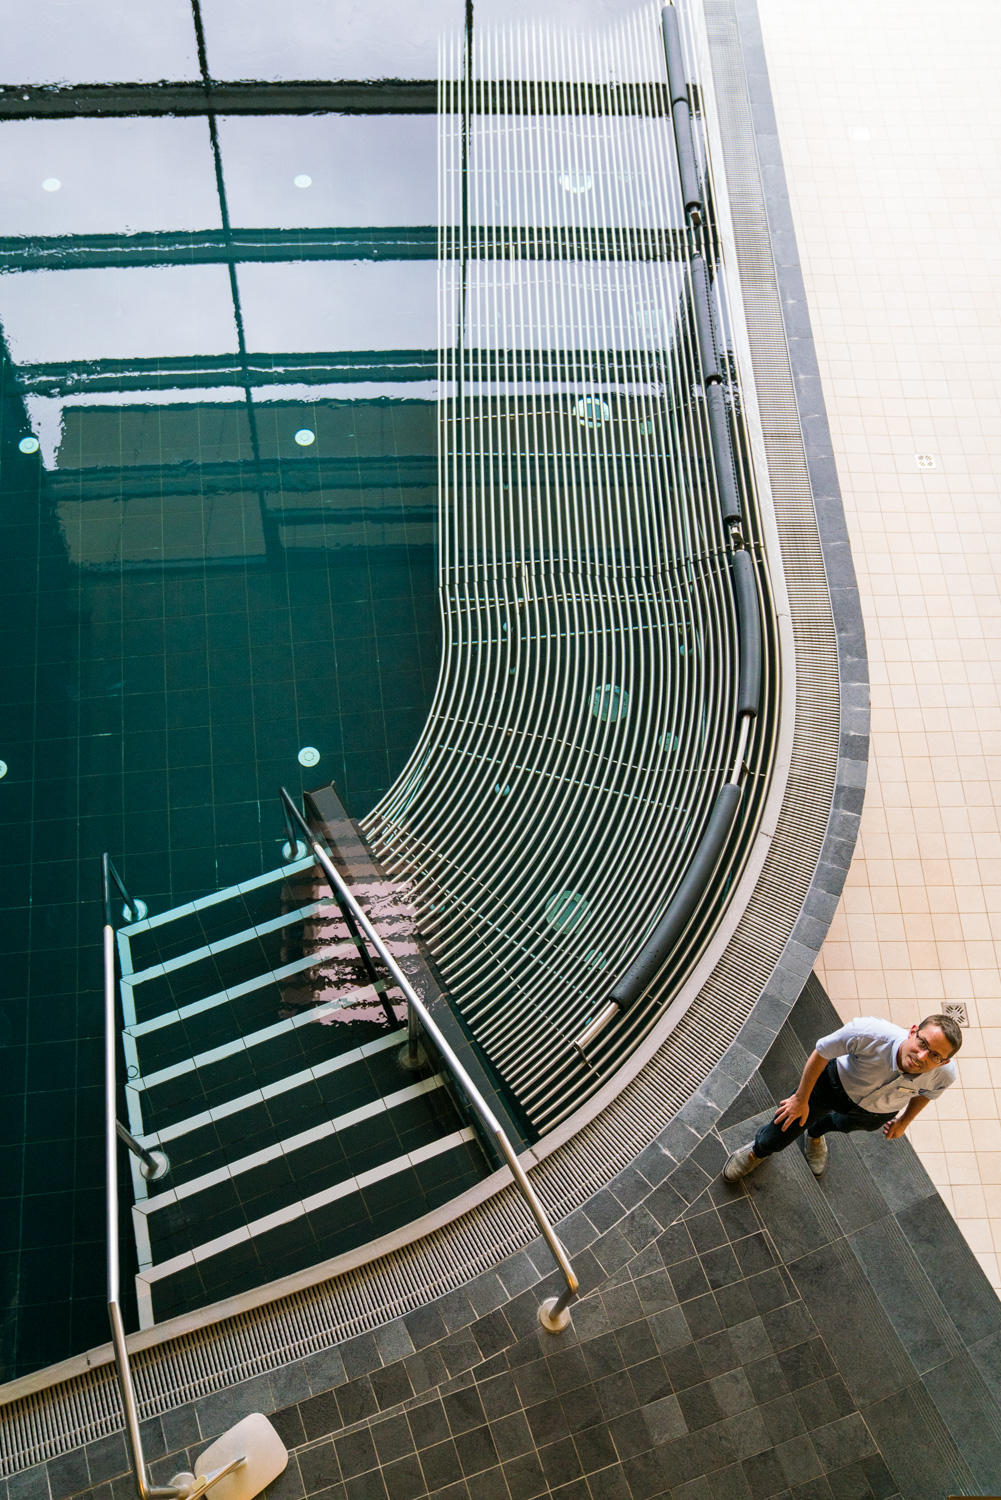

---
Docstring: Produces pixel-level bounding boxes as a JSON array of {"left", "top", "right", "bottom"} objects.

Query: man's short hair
[{"left": 918, "top": 1013, "right": 963, "bottom": 1057}]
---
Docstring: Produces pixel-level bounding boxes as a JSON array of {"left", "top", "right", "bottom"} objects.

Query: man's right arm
[{"left": 774, "top": 1049, "right": 828, "bottom": 1131}]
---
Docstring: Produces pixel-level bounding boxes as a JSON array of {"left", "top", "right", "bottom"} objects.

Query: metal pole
[
  {"left": 338, "top": 899, "right": 400, "bottom": 1031},
  {"left": 103, "top": 856, "right": 187, "bottom": 1500},
  {"left": 107, "top": 856, "right": 146, "bottom": 924},
  {"left": 405, "top": 998, "right": 423, "bottom": 1071},
  {"left": 281, "top": 800, "right": 305, "bottom": 862},
  {"left": 116, "top": 1119, "right": 170, "bottom": 1183},
  {"left": 278, "top": 792, "right": 578, "bottom": 1329}
]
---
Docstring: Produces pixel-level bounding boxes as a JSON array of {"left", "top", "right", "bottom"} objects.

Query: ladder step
[
  {"left": 121, "top": 858, "right": 316, "bottom": 971},
  {"left": 124, "top": 919, "right": 342, "bottom": 1025},
  {"left": 128, "top": 995, "right": 405, "bottom": 1136},
  {"left": 125, "top": 946, "right": 370, "bottom": 1074},
  {"left": 131, "top": 1027, "right": 408, "bottom": 1159},
  {"left": 138, "top": 1132, "right": 486, "bottom": 1327},
  {"left": 136, "top": 1079, "right": 455, "bottom": 1267}
]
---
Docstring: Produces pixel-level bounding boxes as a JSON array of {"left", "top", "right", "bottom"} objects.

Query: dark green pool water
[{"left": 0, "top": 88, "right": 441, "bottom": 1375}]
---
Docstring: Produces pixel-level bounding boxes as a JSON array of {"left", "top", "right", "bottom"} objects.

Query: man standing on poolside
[{"left": 722, "top": 1013, "right": 962, "bottom": 1182}]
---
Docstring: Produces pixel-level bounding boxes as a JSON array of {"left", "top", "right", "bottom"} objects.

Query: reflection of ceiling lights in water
[
  {"left": 293, "top": 174, "right": 312, "bottom": 188},
  {"left": 298, "top": 746, "right": 320, "bottom": 767},
  {"left": 576, "top": 396, "right": 610, "bottom": 428},
  {"left": 42, "top": 178, "right": 61, "bottom": 192},
  {"left": 294, "top": 429, "right": 315, "bottom": 445},
  {"left": 18, "top": 437, "right": 39, "bottom": 454},
  {"left": 559, "top": 170, "right": 592, "bottom": 193}
]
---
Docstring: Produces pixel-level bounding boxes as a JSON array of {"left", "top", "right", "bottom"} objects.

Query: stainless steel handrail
[
  {"left": 103, "top": 856, "right": 243, "bottom": 1500},
  {"left": 103, "top": 855, "right": 188, "bottom": 1500},
  {"left": 279, "top": 789, "right": 579, "bottom": 1331}
]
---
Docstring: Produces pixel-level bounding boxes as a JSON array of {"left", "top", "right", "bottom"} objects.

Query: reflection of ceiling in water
[{"left": 48, "top": 399, "right": 437, "bottom": 567}]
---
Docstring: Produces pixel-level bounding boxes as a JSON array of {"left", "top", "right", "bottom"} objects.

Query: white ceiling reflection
[
  {"left": 0, "top": 266, "right": 239, "bottom": 364},
  {"left": 24, "top": 388, "right": 247, "bottom": 469},
  {"left": 457, "top": 261, "right": 684, "bottom": 351},
  {"left": 199, "top": 0, "right": 460, "bottom": 81},
  {"left": 0, "top": 118, "right": 222, "bottom": 236},
  {"left": 251, "top": 382, "right": 439, "bottom": 403},
  {"left": 217, "top": 116, "right": 435, "bottom": 228},
  {"left": 237, "top": 261, "right": 437, "bottom": 352},
  {"left": 0, "top": 0, "right": 199, "bottom": 84},
  {"left": 469, "top": 117, "right": 677, "bottom": 230},
  {"left": 462, "top": 5, "right": 666, "bottom": 84}
]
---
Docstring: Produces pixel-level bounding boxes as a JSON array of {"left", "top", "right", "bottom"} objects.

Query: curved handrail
[
  {"left": 278, "top": 788, "right": 579, "bottom": 1331},
  {"left": 576, "top": 6, "right": 769, "bottom": 1051}
]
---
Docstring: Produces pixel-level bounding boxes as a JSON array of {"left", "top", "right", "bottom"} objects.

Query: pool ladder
[{"left": 101, "top": 791, "right": 577, "bottom": 1498}]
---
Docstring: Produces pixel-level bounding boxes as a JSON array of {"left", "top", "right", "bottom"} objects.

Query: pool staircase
[{"left": 113, "top": 791, "right": 501, "bottom": 1328}]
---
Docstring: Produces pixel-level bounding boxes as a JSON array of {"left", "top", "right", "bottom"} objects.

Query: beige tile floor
[{"left": 755, "top": 0, "right": 1001, "bottom": 1286}]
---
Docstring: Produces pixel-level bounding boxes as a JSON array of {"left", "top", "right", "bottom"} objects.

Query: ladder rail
[{"left": 279, "top": 787, "right": 579, "bottom": 1331}]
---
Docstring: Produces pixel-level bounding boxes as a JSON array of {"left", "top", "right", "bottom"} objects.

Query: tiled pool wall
[{"left": 0, "top": 368, "right": 441, "bottom": 1374}]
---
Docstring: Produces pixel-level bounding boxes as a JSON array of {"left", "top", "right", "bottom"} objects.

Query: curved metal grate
[{"left": 364, "top": 6, "right": 779, "bottom": 1133}]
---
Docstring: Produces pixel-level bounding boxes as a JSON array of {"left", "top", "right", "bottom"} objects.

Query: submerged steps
[{"left": 116, "top": 854, "right": 488, "bottom": 1327}]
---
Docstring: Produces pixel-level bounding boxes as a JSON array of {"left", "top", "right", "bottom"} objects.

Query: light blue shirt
[{"left": 815, "top": 1016, "right": 958, "bottom": 1114}]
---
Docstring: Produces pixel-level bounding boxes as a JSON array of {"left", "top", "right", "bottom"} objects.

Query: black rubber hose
[
  {"left": 706, "top": 381, "right": 741, "bottom": 525},
  {"left": 661, "top": 7, "right": 702, "bottom": 219},
  {"left": 731, "top": 548, "right": 762, "bottom": 717},
  {"left": 609, "top": 781, "right": 742, "bottom": 1011},
  {"left": 690, "top": 255, "right": 721, "bottom": 384}
]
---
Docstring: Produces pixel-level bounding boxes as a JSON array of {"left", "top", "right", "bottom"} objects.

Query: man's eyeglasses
[{"left": 914, "top": 1031, "right": 950, "bottom": 1066}]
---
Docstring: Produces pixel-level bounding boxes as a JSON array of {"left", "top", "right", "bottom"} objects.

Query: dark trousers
[{"left": 754, "top": 1059, "right": 897, "bottom": 1158}]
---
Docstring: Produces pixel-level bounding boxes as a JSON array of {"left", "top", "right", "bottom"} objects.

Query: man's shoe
[
  {"left": 722, "top": 1143, "right": 762, "bottom": 1183},
  {"left": 804, "top": 1134, "right": 828, "bottom": 1177}
]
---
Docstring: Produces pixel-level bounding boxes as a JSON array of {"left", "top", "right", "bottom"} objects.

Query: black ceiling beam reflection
[
  {"left": 0, "top": 79, "right": 681, "bottom": 120},
  {"left": 0, "top": 227, "right": 437, "bottom": 272},
  {"left": 15, "top": 350, "right": 437, "bottom": 396},
  {"left": 448, "top": 349, "right": 676, "bottom": 382},
  {"left": 450, "top": 225, "right": 688, "bottom": 262},
  {"left": 45, "top": 455, "right": 435, "bottom": 501},
  {"left": 0, "top": 81, "right": 438, "bottom": 118},
  {"left": 0, "top": 225, "right": 687, "bottom": 274},
  {"left": 13, "top": 347, "right": 680, "bottom": 396}
]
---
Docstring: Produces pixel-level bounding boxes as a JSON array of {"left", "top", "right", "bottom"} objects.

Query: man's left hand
[{"left": 882, "top": 1119, "right": 907, "bottom": 1140}]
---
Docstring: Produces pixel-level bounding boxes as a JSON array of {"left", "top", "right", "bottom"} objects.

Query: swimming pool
[
  {"left": 0, "top": 0, "right": 783, "bottom": 1381},
  {"left": 0, "top": 30, "right": 446, "bottom": 1377}
]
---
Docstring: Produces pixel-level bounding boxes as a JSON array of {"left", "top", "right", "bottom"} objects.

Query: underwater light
[
  {"left": 42, "top": 178, "right": 61, "bottom": 191},
  {"left": 575, "top": 396, "right": 610, "bottom": 428},
  {"left": 18, "top": 437, "right": 39, "bottom": 454},
  {"left": 294, "top": 428, "right": 315, "bottom": 446},
  {"left": 293, "top": 174, "right": 312, "bottom": 188}
]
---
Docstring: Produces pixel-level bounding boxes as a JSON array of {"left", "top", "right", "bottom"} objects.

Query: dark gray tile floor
[{"left": 26, "top": 979, "right": 1001, "bottom": 1500}]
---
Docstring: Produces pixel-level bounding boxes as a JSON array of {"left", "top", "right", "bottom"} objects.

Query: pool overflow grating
[
  {"left": 114, "top": 851, "right": 489, "bottom": 1329},
  {"left": 363, "top": 5, "right": 778, "bottom": 1132}
]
